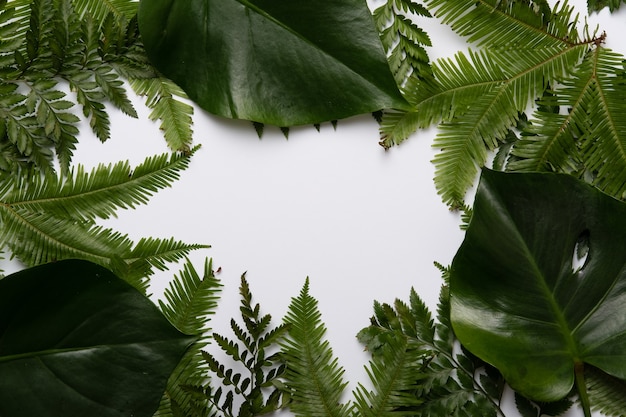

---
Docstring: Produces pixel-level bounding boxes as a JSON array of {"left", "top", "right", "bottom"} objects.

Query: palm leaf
[{"left": 281, "top": 278, "right": 352, "bottom": 417}]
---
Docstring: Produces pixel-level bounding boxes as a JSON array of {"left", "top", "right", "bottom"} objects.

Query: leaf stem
[{"left": 574, "top": 362, "right": 591, "bottom": 417}]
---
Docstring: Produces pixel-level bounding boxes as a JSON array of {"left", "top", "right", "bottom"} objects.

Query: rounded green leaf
[
  {"left": 0, "top": 259, "right": 196, "bottom": 417},
  {"left": 137, "top": 0, "right": 409, "bottom": 126},
  {"left": 451, "top": 169, "right": 626, "bottom": 402}
]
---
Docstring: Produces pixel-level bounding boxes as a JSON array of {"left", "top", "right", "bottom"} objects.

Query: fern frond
[
  {"left": 197, "top": 274, "right": 289, "bottom": 417},
  {"left": 281, "top": 278, "right": 352, "bottom": 417},
  {"left": 509, "top": 47, "right": 626, "bottom": 200},
  {"left": 126, "top": 237, "right": 209, "bottom": 275},
  {"left": 379, "top": 109, "right": 420, "bottom": 148},
  {"left": 130, "top": 77, "right": 194, "bottom": 152},
  {"left": 1, "top": 147, "right": 197, "bottom": 221},
  {"left": 155, "top": 259, "right": 222, "bottom": 417},
  {"left": 585, "top": 365, "right": 626, "bottom": 417},
  {"left": 72, "top": 0, "right": 138, "bottom": 25},
  {"left": 352, "top": 336, "right": 425, "bottom": 416}
]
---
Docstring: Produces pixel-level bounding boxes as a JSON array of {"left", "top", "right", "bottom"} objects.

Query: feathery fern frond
[
  {"left": 155, "top": 258, "right": 222, "bottom": 417},
  {"left": 352, "top": 336, "right": 425, "bottom": 416},
  {"left": 585, "top": 365, "right": 626, "bottom": 417},
  {"left": 0, "top": 147, "right": 197, "bottom": 221},
  {"left": 508, "top": 46, "right": 626, "bottom": 200},
  {"left": 373, "top": 0, "right": 433, "bottom": 148},
  {"left": 281, "top": 278, "right": 352, "bottom": 417},
  {"left": 0, "top": 149, "right": 206, "bottom": 290},
  {"left": 72, "top": 0, "right": 138, "bottom": 24},
  {"left": 130, "top": 77, "right": 194, "bottom": 152},
  {"left": 403, "top": 0, "right": 592, "bottom": 207},
  {"left": 188, "top": 274, "right": 290, "bottom": 417},
  {"left": 358, "top": 284, "right": 506, "bottom": 416}
]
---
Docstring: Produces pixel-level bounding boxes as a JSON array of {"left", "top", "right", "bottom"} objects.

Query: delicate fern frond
[
  {"left": 281, "top": 278, "right": 352, "bottom": 417},
  {"left": 131, "top": 77, "right": 194, "bottom": 152},
  {"left": 405, "top": 0, "right": 591, "bottom": 206},
  {"left": 587, "top": 0, "right": 625, "bottom": 12},
  {"left": 509, "top": 46, "right": 626, "bottom": 200},
  {"left": 155, "top": 259, "right": 222, "bottom": 417},
  {"left": 192, "top": 274, "right": 290, "bottom": 417},
  {"left": 585, "top": 365, "right": 626, "bottom": 417},
  {"left": 379, "top": 109, "right": 420, "bottom": 149},
  {"left": 358, "top": 284, "right": 506, "bottom": 416},
  {"left": 72, "top": 0, "right": 138, "bottom": 25},
  {"left": 0, "top": 148, "right": 205, "bottom": 289},
  {"left": 1, "top": 147, "right": 197, "bottom": 221},
  {"left": 373, "top": 0, "right": 432, "bottom": 86},
  {"left": 373, "top": 0, "right": 433, "bottom": 147},
  {"left": 352, "top": 336, "right": 425, "bottom": 416}
]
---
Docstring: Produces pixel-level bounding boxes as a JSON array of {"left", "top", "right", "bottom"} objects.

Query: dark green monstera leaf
[
  {"left": 137, "top": 0, "right": 409, "bottom": 126},
  {"left": 451, "top": 169, "right": 626, "bottom": 402},
  {"left": 0, "top": 259, "right": 195, "bottom": 417}
]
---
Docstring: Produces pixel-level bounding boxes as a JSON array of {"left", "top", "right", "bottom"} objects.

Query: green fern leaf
[
  {"left": 72, "top": 0, "right": 138, "bottom": 25},
  {"left": 281, "top": 278, "right": 352, "bottom": 417},
  {"left": 411, "top": 0, "right": 589, "bottom": 205},
  {"left": 379, "top": 109, "right": 420, "bottom": 148},
  {"left": 1, "top": 148, "right": 196, "bottom": 221},
  {"left": 353, "top": 336, "right": 425, "bottom": 416},
  {"left": 585, "top": 365, "right": 626, "bottom": 417},
  {"left": 130, "top": 77, "right": 194, "bottom": 152},
  {"left": 155, "top": 259, "right": 222, "bottom": 417},
  {"left": 158, "top": 258, "right": 222, "bottom": 335},
  {"left": 509, "top": 47, "right": 626, "bottom": 200}
]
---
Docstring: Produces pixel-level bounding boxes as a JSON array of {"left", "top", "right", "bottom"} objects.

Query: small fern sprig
[
  {"left": 184, "top": 274, "right": 290, "bottom": 417},
  {"left": 155, "top": 258, "right": 223, "bottom": 417},
  {"left": 281, "top": 278, "right": 352, "bottom": 417}
]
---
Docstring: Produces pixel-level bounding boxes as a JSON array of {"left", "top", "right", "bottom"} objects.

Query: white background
[{"left": 16, "top": 0, "right": 626, "bottom": 415}]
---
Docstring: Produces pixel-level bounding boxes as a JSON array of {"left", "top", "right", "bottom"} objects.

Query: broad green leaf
[
  {"left": 137, "top": 0, "right": 409, "bottom": 126},
  {"left": 0, "top": 259, "right": 196, "bottom": 417},
  {"left": 450, "top": 169, "right": 626, "bottom": 402}
]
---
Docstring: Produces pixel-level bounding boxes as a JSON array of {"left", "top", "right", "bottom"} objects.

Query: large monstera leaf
[
  {"left": 450, "top": 169, "right": 626, "bottom": 403},
  {"left": 137, "top": 0, "right": 409, "bottom": 126},
  {"left": 0, "top": 259, "right": 195, "bottom": 417}
]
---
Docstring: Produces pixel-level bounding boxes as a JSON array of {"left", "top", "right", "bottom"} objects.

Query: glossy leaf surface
[
  {"left": 137, "top": 0, "right": 409, "bottom": 126},
  {"left": 0, "top": 259, "right": 195, "bottom": 417},
  {"left": 451, "top": 169, "right": 626, "bottom": 402}
]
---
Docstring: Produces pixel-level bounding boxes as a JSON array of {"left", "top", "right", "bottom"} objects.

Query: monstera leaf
[
  {"left": 0, "top": 259, "right": 195, "bottom": 417},
  {"left": 450, "top": 169, "right": 626, "bottom": 403},
  {"left": 137, "top": 0, "right": 409, "bottom": 126}
]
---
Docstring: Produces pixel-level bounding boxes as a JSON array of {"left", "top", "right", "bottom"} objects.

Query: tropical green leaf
[
  {"left": 281, "top": 278, "right": 352, "bottom": 417},
  {"left": 137, "top": 0, "right": 409, "bottom": 126},
  {"left": 450, "top": 168, "right": 626, "bottom": 403},
  {"left": 0, "top": 259, "right": 195, "bottom": 417}
]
